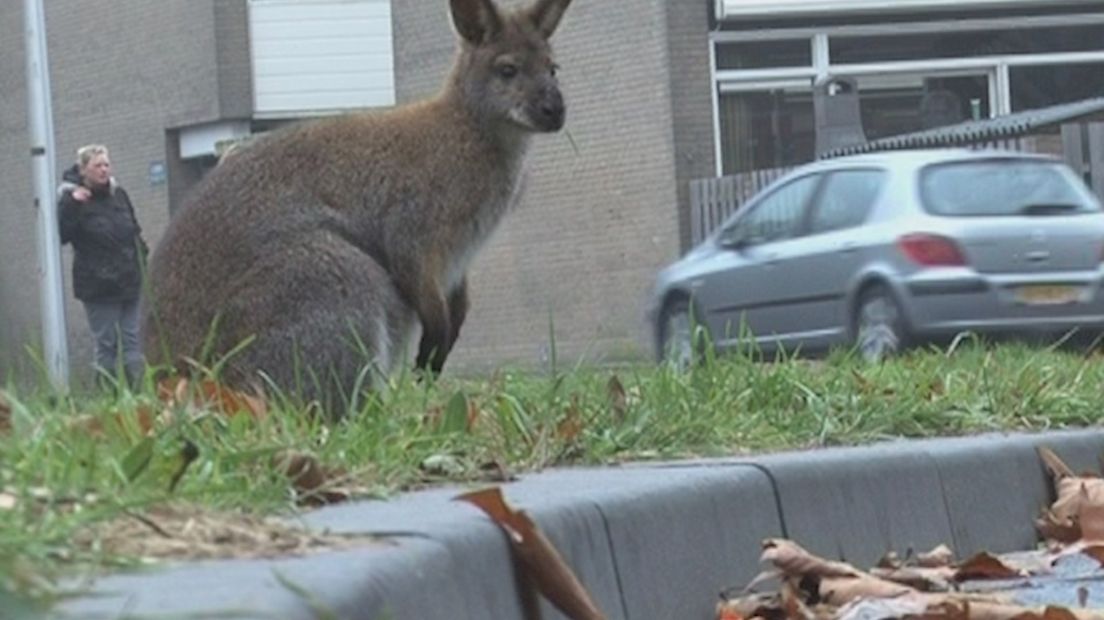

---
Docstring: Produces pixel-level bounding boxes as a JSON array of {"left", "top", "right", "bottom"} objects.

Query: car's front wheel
[
  {"left": 659, "top": 298, "right": 695, "bottom": 369},
  {"left": 854, "top": 285, "right": 908, "bottom": 362}
]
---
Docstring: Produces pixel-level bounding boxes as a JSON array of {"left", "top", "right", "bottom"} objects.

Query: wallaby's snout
[{"left": 533, "top": 83, "right": 565, "bottom": 132}]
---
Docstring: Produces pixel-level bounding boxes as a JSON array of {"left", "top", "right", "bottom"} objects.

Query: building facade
[{"left": 1, "top": 0, "right": 1101, "bottom": 384}]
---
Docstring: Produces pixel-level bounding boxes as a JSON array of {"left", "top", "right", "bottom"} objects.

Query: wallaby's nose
[{"left": 537, "top": 89, "right": 565, "bottom": 131}]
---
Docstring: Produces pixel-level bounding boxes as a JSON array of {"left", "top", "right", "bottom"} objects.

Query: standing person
[{"left": 57, "top": 144, "right": 148, "bottom": 389}]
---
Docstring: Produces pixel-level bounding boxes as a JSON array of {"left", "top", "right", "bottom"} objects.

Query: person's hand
[{"left": 71, "top": 187, "right": 91, "bottom": 202}]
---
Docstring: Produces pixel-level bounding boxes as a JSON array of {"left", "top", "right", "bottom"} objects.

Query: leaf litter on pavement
[{"left": 717, "top": 446, "right": 1104, "bottom": 620}]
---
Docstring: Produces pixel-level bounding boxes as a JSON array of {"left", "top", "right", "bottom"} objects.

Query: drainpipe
[{"left": 24, "top": 0, "right": 69, "bottom": 391}]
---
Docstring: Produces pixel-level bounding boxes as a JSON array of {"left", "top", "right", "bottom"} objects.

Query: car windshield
[{"left": 919, "top": 159, "right": 1100, "bottom": 217}]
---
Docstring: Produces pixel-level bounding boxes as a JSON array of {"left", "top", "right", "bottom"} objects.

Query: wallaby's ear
[
  {"left": 525, "top": 0, "right": 572, "bottom": 39},
  {"left": 450, "top": 0, "right": 503, "bottom": 45}
]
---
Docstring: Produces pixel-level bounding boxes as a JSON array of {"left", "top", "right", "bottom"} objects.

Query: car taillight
[{"left": 897, "top": 233, "right": 967, "bottom": 267}]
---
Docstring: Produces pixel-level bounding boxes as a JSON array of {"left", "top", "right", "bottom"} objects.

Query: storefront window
[
  {"left": 718, "top": 89, "right": 815, "bottom": 175},
  {"left": 1010, "top": 62, "right": 1104, "bottom": 112}
]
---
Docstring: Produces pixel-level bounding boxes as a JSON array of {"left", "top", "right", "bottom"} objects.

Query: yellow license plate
[{"left": 1016, "top": 285, "right": 1080, "bottom": 305}]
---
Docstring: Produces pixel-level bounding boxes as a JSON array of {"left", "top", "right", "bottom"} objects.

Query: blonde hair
[{"left": 77, "top": 144, "right": 109, "bottom": 169}]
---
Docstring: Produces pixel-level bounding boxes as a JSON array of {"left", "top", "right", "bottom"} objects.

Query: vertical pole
[{"left": 24, "top": 0, "right": 70, "bottom": 390}]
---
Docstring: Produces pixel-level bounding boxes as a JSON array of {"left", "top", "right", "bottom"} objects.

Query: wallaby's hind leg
[{"left": 214, "top": 235, "right": 413, "bottom": 416}]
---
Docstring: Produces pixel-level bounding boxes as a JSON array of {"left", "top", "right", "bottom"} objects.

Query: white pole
[{"left": 24, "top": 0, "right": 69, "bottom": 390}]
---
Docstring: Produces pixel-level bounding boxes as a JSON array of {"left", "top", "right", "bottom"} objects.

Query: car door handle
[{"left": 840, "top": 241, "right": 859, "bottom": 254}]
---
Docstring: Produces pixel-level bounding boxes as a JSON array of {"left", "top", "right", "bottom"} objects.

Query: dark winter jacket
[{"left": 57, "top": 165, "right": 148, "bottom": 303}]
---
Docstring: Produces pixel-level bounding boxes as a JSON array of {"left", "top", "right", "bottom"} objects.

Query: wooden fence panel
[
  {"left": 1089, "top": 123, "right": 1104, "bottom": 200},
  {"left": 689, "top": 166, "right": 793, "bottom": 246}
]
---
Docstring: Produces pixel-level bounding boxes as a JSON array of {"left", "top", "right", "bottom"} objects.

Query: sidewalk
[{"left": 58, "top": 429, "right": 1104, "bottom": 619}]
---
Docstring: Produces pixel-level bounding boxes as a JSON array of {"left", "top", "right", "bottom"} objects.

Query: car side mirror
[{"left": 719, "top": 228, "right": 748, "bottom": 250}]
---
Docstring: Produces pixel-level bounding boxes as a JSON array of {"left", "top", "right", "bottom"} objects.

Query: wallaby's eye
[
  {"left": 550, "top": 63, "right": 559, "bottom": 77},
  {"left": 496, "top": 63, "right": 519, "bottom": 79}
]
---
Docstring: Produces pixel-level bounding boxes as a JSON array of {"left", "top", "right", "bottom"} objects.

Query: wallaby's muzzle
[{"left": 532, "top": 87, "right": 566, "bottom": 132}]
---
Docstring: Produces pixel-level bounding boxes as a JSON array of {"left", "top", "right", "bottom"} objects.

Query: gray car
[{"left": 649, "top": 149, "right": 1104, "bottom": 363}]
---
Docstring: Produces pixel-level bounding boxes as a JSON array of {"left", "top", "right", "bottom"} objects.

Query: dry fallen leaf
[
  {"left": 557, "top": 396, "right": 585, "bottom": 443},
  {"left": 760, "top": 539, "right": 915, "bottom": 606},
  {"left": 871, "top": 565, "right": 955, "bottom": 591},
  {"left": 273, "top": 451, "right": 351, "bottom": 506},
  {"left": 0, "top": 390, "right": 11, "bottom": 433},
  {"left": 607, "top": 375, "right": 627, "bottom": 423},
  {"left": 456, "top": 487, "right": 606, "bottom": 620},
  {"left": 954, "top": 552, "right": 1023, "bottom": 581},
  {"left": 918, "top": 544, "right": 957, "bottom": 568},
  {"left": 159, "top": 376, "right": 268, "bottom": 421}
]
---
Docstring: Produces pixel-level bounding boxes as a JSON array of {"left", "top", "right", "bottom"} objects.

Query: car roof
[{"left": 815, "top": 148, "right": 1061, "bottom": 170}]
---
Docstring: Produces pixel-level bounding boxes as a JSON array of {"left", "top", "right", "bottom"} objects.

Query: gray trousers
[{"left": 82, "top": 298, "right": 144, "bottom": 386}]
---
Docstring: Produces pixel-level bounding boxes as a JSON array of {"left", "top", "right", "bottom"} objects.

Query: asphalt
[{"left": 55, "top": 428, "right": 1104, "bottom": 620}]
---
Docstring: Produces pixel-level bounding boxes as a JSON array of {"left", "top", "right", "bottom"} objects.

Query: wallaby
[{"left": 141, "top": 0, "right": 573, "bottom": 413}]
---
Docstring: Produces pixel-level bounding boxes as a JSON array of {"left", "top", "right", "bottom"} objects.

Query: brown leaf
[
  {"left": 716, "top": 593, "right": 777, "bottom": 620},
  {"left": 877, "top": 550, "right": 903, "bottom": 569},
  {"left": 760, "top": 539, "right": 914, "bottom": 606},
  {"left": 816, "top": 574, "right": 917, "bottom": 606},
  {"left": 917, "top": 544, "right": 956, "bottom": 568},
  {"left": 558, "top": 396, "right": 585, "bottom": 443},
  {"left": 455, "top": 487, "right": 606, "bottom": 620},
  {"left": 954, "top": 552, "right": 1023, "bottom": 581},
  {"left": 0, "top": 390, "right": 11, "bottom": 433},
  {"left": 905, "top": 599, "right": 972, "bottom": 620},
  {"left": 1036, "top": 508, "right": 1081, "bottom": 545},
  {"left": 1080, "top": 501, "right": 1104, "bottom": 542},
  {"left": 760, "top": 539, "right": 863, "bottom": 579},
  {"left": 607, "top": 375, "right": 627, "bottom": 423},
  {"left": 273, "top": 451, "right": 350, "bottom": 506},
  {"left": 158, "top": 377, "right": 267, "bottom": 421},
  {"left": 1039, "top": 447, "right": 1076, "bottom": 481},
  {"left": 870, "top": 566, "right": 955, "bottom": 591}
]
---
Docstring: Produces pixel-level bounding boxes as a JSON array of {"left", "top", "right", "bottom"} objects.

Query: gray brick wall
[
  {"left": 0, "top": 4, "right": 36, "bottom": 379},
  {"left": 665, "top": 0, "right": 717, "bottom": 252},
  {"left": 215, "top": 0, "right": 254, "bottom": 120},
  {"left": 0, "top": 0, "right": 237, "bottom": 384},
  {"left": 393, "top": 0, "right": 683, "bottom": 369}
]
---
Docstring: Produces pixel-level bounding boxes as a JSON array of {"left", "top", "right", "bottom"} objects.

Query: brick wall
[
  {"left": 664, "top": 0, "right": 717, "bottom": 252},
  {"left": 392, "top": 0, "right": 684, "bottom": 370}
]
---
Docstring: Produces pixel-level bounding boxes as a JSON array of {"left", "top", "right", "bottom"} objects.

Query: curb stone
[{"left": 57, "top": 429, "right": 1104, "bottom": 619}]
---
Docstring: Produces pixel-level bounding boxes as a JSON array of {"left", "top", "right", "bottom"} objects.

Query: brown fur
[{"left": 141, "top": 0, "right": 573, "bottom": 414}]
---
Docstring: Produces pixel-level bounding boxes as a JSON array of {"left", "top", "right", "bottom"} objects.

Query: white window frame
[{"left": 710, "top": 12, "right": 1104, "bottom": 176}]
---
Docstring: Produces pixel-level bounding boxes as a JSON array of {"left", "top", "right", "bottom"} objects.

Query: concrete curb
[{"left": 58, "top": 429, "right": 1104, "bottom": 619}]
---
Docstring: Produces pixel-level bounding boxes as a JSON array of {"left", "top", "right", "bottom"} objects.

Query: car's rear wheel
[
  {"left": 659, "top": 298, "right": 695, "bottom": 369},
  {"left": 854, "top": 285, "right": 908, "bottom": 362}
]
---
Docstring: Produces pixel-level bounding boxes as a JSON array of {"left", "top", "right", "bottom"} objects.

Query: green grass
[{"left": 3, "top": 339, "right": 1104, "bottom": 607}]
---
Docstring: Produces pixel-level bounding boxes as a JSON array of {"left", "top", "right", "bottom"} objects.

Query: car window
[
  {"left": 726, "top": 174, "right": 820, "bottom": 246},
  {"left": 809, "top": 169, "right": 887, "bottom": 234},
  {"left": 920, "top": 160, "right": 1101, "bottom": 216}
]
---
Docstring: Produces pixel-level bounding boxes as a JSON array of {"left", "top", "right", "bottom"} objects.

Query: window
[
  {"left": 920, "top": 160, "right": 1100, "bottom": 217},
  {"left": 716, "top": 39, "right": 812, "bottom": 70},
  {"left": 1011, "top": 62, "right": 1104, "bottom": 112},
  {"left": 809, "top": 169, "right": 886, "bottom": 233},
  {"left": 718, "top": 89, "right": 815, "bottom": 175},
  {"left": 726, "top": 175, "right": 821, "bottom": 245},
  {"left": 830, "top": 23, "right": 1104, "bottom": 64},
  {"left": 853, "top": 74, "right": 991, "bottom": 140}
]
